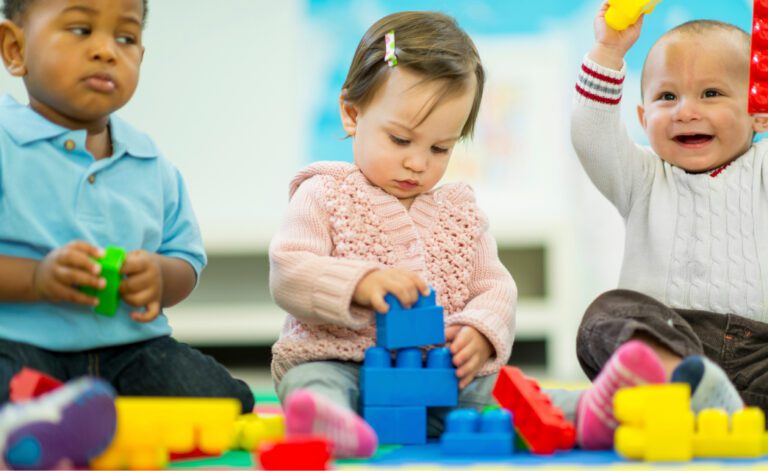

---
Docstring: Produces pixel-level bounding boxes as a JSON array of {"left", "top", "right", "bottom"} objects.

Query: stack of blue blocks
[{"left": 361, "top": 291, "right": 459, "bottom": 444}]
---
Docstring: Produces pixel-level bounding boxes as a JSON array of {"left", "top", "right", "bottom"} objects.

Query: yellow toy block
[
  {"left": 605, "top": 0, "right": 663, "bottom": 31},
  {"left": 90, "top": 397, "right": 240, "bottom": 470},
  {"left": 614, "top": 384, "right": 695, "bottom": 461},
  {"left": 232, "top": 413, "right": 285, "bottom": 450},
  {"left": 694, "top": 407, "right": 764, "bottom": 458},
  {"left": 614, "top": 383, "right": 690, "bottom": 426}
]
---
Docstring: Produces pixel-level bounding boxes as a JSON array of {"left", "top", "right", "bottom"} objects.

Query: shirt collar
[{"left": 0, "top": 94, "right": 157, "bottom": 159}]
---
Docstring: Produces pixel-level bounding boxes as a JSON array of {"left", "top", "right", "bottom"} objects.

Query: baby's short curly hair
[{"left": 3, "top": 0, "right": 148, "bottom": 24}]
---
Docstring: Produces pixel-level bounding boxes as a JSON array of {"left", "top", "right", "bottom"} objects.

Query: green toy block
[{"left": 81, "top": 246, "right": 126, "bottom": 316}]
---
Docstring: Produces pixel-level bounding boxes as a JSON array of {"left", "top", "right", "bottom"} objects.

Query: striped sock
[
  {"left": 671, "top": 355, "right": 743, "bottom": 414},
  {"left": 576, "top": 340, "right": 666, "bottom": 449},
  {"left": 284, "top": 389, "right": 377, "bottom": 458}
]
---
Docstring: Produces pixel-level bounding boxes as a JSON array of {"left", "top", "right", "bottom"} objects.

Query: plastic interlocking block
[
  {"left": 491, "top": 366, "right": 575, "bottom": 455},
  {"left": 361, "top": 346, "right": 458, "bottom": 407},
  {"left": 258, "top": 436, "right": 332, "bottom": 470},
  {"left": 376, "top": 290, "right": 445, "bottom": 349},
  {"left": 81, "top": 245, "right": 126, "bottom": 316},
  {"left": 90, "top": 397, "right": 240, "bottom": 470},
  {"left": 750, "top": 0, "right": 768, "bottom": 114},
  {"left": 693, "top": 407, "right": 764, "bottom": 458},
  {"left": 363, "top": 405, "right": 427, "bottom": 445},
  {"left": 614, "top": 383, "right": 694, "bottom": 461},
  {"left": 440, "top": 408, "right": 515, "bottom": 456},
  {"left": 9, "top": 367, "right": 63, "bottom": 402}
]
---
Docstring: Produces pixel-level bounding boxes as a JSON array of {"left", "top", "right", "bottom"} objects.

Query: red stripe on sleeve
[
  {"left": 575, "top": 84, "right": 622, "bottom": 105},
  {"left": 581, "top": 64, "right": 625, "bottom": 85}
]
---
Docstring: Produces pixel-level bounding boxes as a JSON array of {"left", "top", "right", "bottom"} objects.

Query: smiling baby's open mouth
[{"left": 674, "top": 134, "right": 713, "bottom": 145}]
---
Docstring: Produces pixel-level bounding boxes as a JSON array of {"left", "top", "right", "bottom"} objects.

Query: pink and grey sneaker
[
  {"left": 0, "top": 376, "right": 117, "bottom": 470},
  {"left": 284, "top": 389, "right": 377, "bottom": 458}
]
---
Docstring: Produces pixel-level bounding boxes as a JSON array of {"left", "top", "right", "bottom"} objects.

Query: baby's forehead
[
  {"left": 652, "top": 29, "right": 746, "bottom": 58},
  {"left": 642, "top": 30, "right": 749, "bottom": 87}
]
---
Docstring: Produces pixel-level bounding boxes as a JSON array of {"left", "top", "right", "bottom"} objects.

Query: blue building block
[
  {"left": 376, "top": 290, "right": 445, "bottom": 349},
  {"left": 363, "top": 406, "right": 427, "bottom": 445},
  {"left": 361, "top": 347, "right": 458, "bottom": 407},
  {"left": 440, "top": 409, "right": 515, "bottom": 456}
]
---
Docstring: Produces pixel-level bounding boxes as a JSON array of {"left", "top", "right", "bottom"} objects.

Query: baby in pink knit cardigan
[{"left": 268, "top": 11, "right": 517, "bottom": 458}]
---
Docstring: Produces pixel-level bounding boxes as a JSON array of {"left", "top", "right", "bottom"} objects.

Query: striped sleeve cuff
[{"left": 575, "top": 54, "right": 626, "bottom": 106}]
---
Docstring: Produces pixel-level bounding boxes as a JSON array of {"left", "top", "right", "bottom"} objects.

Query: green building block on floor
[{"left": 81, "top": 246, "right": 126, "bottom": 316}]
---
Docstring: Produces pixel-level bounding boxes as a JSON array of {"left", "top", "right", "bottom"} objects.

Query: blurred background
[{"left": 0, "top": 0, "right": 756, "bottom": 386}]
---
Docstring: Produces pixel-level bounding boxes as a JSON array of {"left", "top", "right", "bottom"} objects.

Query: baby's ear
[
  {"left": 339, "top": 90, "right": 359, "bottom": 137},
  {"left": 636, "top": 104, "right": 647, "bottom": 129},
  {"left": 0, "top": 20, "right": 25, "bottom": 77},
  {"left": 753, "top": 114, "right": 768, "bottom": 133}
]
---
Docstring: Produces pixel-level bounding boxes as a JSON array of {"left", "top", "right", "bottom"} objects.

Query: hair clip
[{"left": 384, "top": 30, "right": 398, "bottom": 67}]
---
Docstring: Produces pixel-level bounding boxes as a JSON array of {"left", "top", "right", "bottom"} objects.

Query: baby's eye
[
  {"left": 69, "top": 26, "right": 91, "bottom": 36},
  {"left": 116, "top": 35, "right": 137, "bottom": 45},
  {"left": 703, "top": 89, "right": 722, "bottom": 98},
  {"left": 658, "top": 92, "right": 676, "bottom": 101},
  {"left": 390, "top": 135, "right": 410, "bottom": 146},
  {"left": 431, "top": 145, "right": 449, "bottom": 154}
]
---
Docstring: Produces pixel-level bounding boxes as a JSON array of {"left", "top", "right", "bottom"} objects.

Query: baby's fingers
[
  {"left": 52, "top": 283, "right": 99, "bottom": 306},
  {"left": 130, "top": 301, "right": 161, "bottom": 323},
  {"left": 53, "top": 264, "right": 105, "bottom": 291},
  {"left": 370, "top": 290, "right": 390, "bottom": 313},
  {"left": 58, "top": 247, "right": 102, "bottom": 275}
]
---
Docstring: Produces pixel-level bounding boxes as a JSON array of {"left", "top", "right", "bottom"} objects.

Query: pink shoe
[{"left": 284, "top": 389, "right": 377, "bottom": 458}]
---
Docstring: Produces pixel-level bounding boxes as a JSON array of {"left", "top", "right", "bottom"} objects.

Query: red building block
[
  {"left": 257, "top": 436, "right": 332, "bottom": 470},
  {"left": 9, "top": 368, "right": 63, "bottom": 402},
  {"left": 749, "top": 0, "right": 768, "bottom": 113},
  {"left": 491, "top": 366, "right": 575, "bottom": 455}
]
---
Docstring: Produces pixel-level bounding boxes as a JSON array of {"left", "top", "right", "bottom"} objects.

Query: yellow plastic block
[
  {"left": 614, "top": 383, "right": 690, "bottom": 426},
  {"left": 232, "top": 413, "right": 285, "bottom": 450},
  {"left": 90, "top": 397, "right": 240, "bottom": 470},
  {"left": 614, "top": 384, "right": 694, "bottom": 461},
  {"left": 605, "top": 0, "right": 663, "bottom": 31},
  {"left": 694, "top": 407, "right": 764, "bottom": 458}
]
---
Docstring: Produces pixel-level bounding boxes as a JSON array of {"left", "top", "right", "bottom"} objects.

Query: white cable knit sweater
[{"left": 572, "top": 56, "right": 768, "bottom": 321}]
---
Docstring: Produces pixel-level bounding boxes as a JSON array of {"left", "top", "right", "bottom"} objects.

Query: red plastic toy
[
  {"left": 749, "top": 0, "right": 768, "bottom": 114},
  {"left": 491, "top": 366, "right": 575, "bottom": 455},
  {"left": 9, "top": 367, "right": 63, "bottom": 402},
  {"left": 257, "top": 436, "right": 332, "bottom": 470}
]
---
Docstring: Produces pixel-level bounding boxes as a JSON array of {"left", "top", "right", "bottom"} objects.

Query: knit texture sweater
[
  {"left": 573, "top": 56, "right": 768, "bottom": 321},
  {"left": 269, "top": 162, "right": 517, "bottom": 382}
]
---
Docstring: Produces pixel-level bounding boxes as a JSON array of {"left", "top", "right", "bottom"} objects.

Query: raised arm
[{"left": 572, "top": 1, "right": 659, "bottom": 216}]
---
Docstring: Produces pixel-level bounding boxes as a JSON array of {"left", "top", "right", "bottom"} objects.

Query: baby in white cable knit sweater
[{"left": 569, "top": 4, "right": 763, "bottom": 450}]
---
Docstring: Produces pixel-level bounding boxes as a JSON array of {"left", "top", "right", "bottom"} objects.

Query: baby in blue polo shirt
[{"left": 0, "top": 0, "right": 253, "bottom": 468}]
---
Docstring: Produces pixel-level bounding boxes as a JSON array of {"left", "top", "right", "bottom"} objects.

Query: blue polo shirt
[{"left": 0, "top": 95, "right": 206, "bottom": 351}]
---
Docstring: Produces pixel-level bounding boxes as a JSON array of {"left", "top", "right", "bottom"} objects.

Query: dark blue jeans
[{"left": 0, "top": 336, "right": 254, "bottom": 413}]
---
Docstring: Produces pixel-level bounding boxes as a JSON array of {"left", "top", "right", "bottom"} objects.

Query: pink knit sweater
[{"left": 269, "top": 162, "right": 517, "bottom": 382}]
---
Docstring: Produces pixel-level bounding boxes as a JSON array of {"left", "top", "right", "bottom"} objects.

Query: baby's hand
[
  {"left": 119, "top": 250, "right": 162, "bottom": 323},
  {"left": 353, "top": 268, "right": 429, "bottom": 313},
  {"left": 590, "top": 1, "right": 644, "bottom": 69},
  {"left": 445, "top": 325, "right": 493, "bottom": 389},
  {"left": 32, "top": 241, "right": 105, "bottom": 306}
]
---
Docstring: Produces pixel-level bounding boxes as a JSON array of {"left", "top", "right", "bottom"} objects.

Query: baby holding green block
[{"left": 81, "top": 246, "right": 126, "bottom": 316}]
